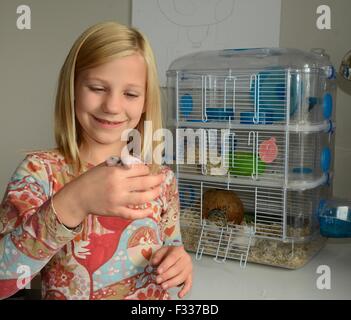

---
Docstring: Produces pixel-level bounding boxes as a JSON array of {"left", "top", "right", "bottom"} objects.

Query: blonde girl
[{"left": 0, "top": 21, "right": 192, "bottom": 300}]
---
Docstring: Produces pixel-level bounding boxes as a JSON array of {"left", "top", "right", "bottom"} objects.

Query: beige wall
[
  {"left": 0, "top": 0, "right": 131, "bottom": 196},
  {"left": 280, "top": 0, "right": 351, "bottom": 198},
  {"left": 1, "top": 0, "right": 350, "bottom": 199}
]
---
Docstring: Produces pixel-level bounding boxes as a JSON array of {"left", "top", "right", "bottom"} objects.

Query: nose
[{"left": 102, "top": 91, "right": 123, "bottom": 114}]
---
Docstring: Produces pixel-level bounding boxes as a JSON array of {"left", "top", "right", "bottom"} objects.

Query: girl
[{"left": 0, "top": 21, "right": 192, "bottom": 300}]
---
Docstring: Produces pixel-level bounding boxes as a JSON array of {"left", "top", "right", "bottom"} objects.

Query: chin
[{"left": 97, "top": 137, "right": 124, "bottom": 146}]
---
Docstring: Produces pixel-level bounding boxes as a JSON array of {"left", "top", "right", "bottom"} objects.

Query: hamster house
[{"left": 166, "top": 48, "right": 336, "bottom": 269}]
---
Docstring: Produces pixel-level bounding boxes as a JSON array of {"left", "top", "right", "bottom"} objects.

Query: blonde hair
[{"left": 55, "top": 21, "right": 163, "bottom": 173}]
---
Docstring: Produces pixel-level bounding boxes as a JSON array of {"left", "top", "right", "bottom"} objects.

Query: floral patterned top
[{"left": 0, "top": 150, "right": 182, "bottom": 300}]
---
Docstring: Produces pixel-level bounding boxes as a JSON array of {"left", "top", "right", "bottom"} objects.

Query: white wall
[
  {"left": 280, "top": 0, "right": 351, "bottom": 198},
  {"left": 0, "top": 0, "right": 131, "bottom": 196}
]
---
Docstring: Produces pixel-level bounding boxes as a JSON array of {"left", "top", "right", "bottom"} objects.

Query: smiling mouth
[{"left": 93, "top": 116, "right": 127, "bottom": 125}]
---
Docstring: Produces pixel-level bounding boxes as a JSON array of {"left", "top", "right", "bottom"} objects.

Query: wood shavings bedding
[{"left": 180, "top": 208, "right": 326, "bottom": 269}]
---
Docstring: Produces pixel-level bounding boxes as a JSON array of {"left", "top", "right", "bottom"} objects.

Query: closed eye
[
  {"left": 125, "top": 92, "right": 139, "bottom": 98},
  {"left": 88, "top": 86, "right": 106, "bottom": 92}
]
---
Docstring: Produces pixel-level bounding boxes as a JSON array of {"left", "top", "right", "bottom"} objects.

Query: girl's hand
[
  {"left": 151, "top": 245, "right": 193, "bottom": 299},
  {"left": 53, "top": 162, "right": 165, "bottom": 227}
]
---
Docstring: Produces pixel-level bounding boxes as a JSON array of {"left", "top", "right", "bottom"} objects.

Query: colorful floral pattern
[{"left": 0, "top": 150, "right": 182, "bottom": 300}]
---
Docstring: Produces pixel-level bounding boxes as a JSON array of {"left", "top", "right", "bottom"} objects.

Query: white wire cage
[{"left": 167, "top": 49, "right": 336, "bottom": 269}]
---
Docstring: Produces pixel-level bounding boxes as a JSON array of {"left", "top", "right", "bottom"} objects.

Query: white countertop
[{"left": 170, "top": 238, "right": 351, "bottom": 300}]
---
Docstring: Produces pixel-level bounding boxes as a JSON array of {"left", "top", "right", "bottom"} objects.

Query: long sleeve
[
  {"left": 160, "top": 168, "right": 183, "bottom": 247},
  {"left": 0, "top": 154, "right": 82, "bottom": 300}
]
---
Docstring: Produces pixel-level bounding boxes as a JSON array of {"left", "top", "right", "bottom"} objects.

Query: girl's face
[{"left": 74, "top": 53, "right": 146, "bottom": 156}]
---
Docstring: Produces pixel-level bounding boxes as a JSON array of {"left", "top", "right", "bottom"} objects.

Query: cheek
[
  {"left": 127, "top": 102, "right": 145, "bottom": 120},
  {"left": 75, "top": 99, "right": 89, "bottom": 122},
  {"left": 74, "top": 94, "right": 95, "bottom": 128},
  {"left": 76, "top": 95, "right": 94, "bottom": 113}
]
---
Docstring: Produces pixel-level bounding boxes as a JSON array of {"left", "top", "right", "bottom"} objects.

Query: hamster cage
[{"left": 166, "top": 48, "right": 337, "bottom": 269}]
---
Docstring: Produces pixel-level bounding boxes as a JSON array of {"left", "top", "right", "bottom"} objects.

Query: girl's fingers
[
  {"left": 159, "top": 271, "right": 188, "bottom": 290},
  {"left": 122, "top": 164, "right": 150, "bottom": 178},
  {"left": 178, "top": 274, "right": 192, "bottom": 299},
  {"left": 127, "top": 187, "right": 162, "bottom": 205},
  {"left": 127, "top": 174, "right": 165, "bottom": 192},
  {"left": 156, "top": 263, "right": 182, "bottom": 284},
  {"left": 107, "top": 162, "right": 150, "bottom": 178},
  {"left": 156, "top": 248, "right": 182, "bottom": 275}
]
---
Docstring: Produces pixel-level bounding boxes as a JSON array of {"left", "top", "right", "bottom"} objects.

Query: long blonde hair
[{"left": 55, "top": 21, "right": 163, "bottom": 173}]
